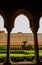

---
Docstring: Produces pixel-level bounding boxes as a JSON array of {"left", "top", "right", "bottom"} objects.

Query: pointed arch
[
  {"left": 0, "top": 14, "right": 7, "bottom": 33},
  {"left": 11, "top": 14, "right": 32, "bottom": 33},
  {"left": 38, "top": 17, "right": 42, "bottom": 33},
  {"left": 11, "top": 9, "right": 34, "bottom": 29}
]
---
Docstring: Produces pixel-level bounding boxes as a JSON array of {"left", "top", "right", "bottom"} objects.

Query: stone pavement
[{"left": 0, "top": 62, "right": 42, "bottom": 65}]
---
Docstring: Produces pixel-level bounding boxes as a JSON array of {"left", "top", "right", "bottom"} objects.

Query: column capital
[
  {"left": 31, "top": 21, "right": 39, "bottom": 33},
  {"left": 6, "top": 27, "right": 12, "bottom": 32},
  {"left": 31, "top": 27, "right": 38, "bottom": 34},
  {"left": 30, "top": 14, "right": 40, "bottom": 33},
  {"left": 4, "top": 16, "right": 12, "bottom": 32}
]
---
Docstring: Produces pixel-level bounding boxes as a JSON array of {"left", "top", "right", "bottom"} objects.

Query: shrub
[
  {"left": 22, "top": 41, "right": 27, "bottom": 50},
  {"left": 26, "top": 44, "right": 32, "bottom": 50},
  {"left": 0, "top": 56, "right": 6, "bottom": 62},
  {"left": 0, "top": 45, "right": 7, "bottom": 50},
  {"left": 0, "top": 54, "right": 42, "bottom": 62}
]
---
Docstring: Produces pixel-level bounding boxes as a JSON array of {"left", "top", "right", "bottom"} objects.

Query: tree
[
  {"left": 27, "top": 44, "right": 32, "bottom": 50},
  {"left": 22, "top": 40, "right": 27, "bottom": 50}
]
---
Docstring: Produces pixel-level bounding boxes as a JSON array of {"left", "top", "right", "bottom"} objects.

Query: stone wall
[{"left": 0, "top": 31, "right": 42, "bottom": 48}]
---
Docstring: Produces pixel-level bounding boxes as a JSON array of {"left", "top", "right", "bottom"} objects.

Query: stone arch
[
  {"left": 11, "top": 9, "right": 34, "bottom": 29},
  {"left": 11, "top": 9, "right": 34, "bottom": 51},
  {"left": 37, "top": 15, "right": 42, "bottom": 49},
  {"left": 0, "top": 10, "right": 7, "bottom": 32},
  {"left": 38, "top": 13, "right": 42, "bottom": 33},
  {"left": 38, "top": 17, "right": 42, "bottom": 33},
  {"left": 12, "top": 14, "right": 33, "bottom": 33},
  {"left": 0, "top": 10, "right": 6, "bottom": 28}
]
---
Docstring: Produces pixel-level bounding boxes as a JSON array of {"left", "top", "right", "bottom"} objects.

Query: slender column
[
  {"left": 6, "top": 31, "right": 10, "bottom": 62},
  {"left": 33, "top": 32, "right": 40, "bottom": 63},
  {"left": 4, "top": 16, "right": 13, "bottom": 65},
  {"left": 3, "top": 30, "right": 11, "bottom": 65}
]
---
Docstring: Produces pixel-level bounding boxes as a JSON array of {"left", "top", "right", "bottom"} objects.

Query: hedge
[{"left": 0, "top": 56, "right": 42, "bottom": 62}]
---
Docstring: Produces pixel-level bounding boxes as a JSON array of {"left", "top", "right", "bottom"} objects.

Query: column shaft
[
  {"left": 34, "top": 32, "right": 40, "bottom": 63},
  {"left": 6, "top": 31, "right": 10, "bottom": 62}
]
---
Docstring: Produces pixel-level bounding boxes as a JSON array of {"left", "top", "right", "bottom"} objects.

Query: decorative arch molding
[
  {"left": 38, "top": 13, "right": 42, "bottom": 23},
  {"left": 0, "top": 10, "right": 6, "bottom": 28},
  {"left": 37, "top": 13, "right": 42, "bottom": 33},
  {"left": 37, "top": 13, "right": 42, "bottom": 31},
  {"left": 11, "top": 9, "right": 34, "bottom": 29}
]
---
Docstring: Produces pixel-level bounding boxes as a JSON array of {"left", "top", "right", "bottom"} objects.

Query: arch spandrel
[{"left": 38, "top": 12, "right": 42, "bottom": 27}]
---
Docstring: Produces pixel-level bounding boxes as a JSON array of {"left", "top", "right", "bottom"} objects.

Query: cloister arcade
[{"left": 0, "top": 0, "right": 42, "bottom": 65}]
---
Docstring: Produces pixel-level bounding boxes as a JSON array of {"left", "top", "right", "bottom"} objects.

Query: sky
[{"left": 0, "top": 14, "right": 42, "bottom": 33}]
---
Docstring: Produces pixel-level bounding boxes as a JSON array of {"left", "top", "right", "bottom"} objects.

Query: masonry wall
[{"left": 0, "top": 31, "right": 42, "bottom": 49}]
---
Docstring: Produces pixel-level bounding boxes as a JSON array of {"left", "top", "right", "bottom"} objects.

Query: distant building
[
  {"left": 0, "top": 31, "right": 42, "bottom": 49},
  {"left": 0, "top": 31, "right": 5, "bottom": 33}
]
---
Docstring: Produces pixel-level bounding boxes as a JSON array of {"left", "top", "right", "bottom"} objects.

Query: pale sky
[{"left": 0, "top": 14, "right": 42, "bottom": 33}]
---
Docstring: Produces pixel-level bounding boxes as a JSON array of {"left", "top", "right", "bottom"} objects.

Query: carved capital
[{"left": 31, "top": 14, "right": 39, "bottom": 33}]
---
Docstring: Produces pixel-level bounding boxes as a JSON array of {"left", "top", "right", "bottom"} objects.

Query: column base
[
  {"left": 33, "top": 60, "right": 40, "bottom": 65},
  {"left": 36, "top": 61, "right": 40, "bottom": 65},
  {"left": 3, "top": 60, "right": 11, "bottom": 65}
]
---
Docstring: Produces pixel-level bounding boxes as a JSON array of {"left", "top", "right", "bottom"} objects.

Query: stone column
[
  {"left": 30, "top": 15, "right": 40, "bottom": 64},
  {"left": 6, "top": 31, "right": 10, "bottom": 63},
  {"left": 3, "top": 29, "right": 11, "bottom": 65},
  {"left": 33, "top": 32, "right": 40, "bottom": 64},
  {"left": 4, "top": 14, "right": 14, "bottom": 65}
]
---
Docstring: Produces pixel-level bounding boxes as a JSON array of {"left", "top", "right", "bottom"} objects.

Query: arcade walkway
[
  {"left": 0, "top": 0, "right": 42, "bottom": 65},
  {"left": 0, "top": 61, "right": 42, "bottom": 65}
]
